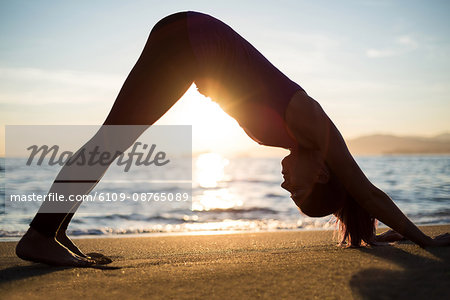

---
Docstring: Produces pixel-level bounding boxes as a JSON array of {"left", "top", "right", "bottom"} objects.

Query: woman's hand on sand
[
  {"left": 374, "top": 230, "right": 450, "bottom": 247},
  {"left": 374, "top": 229, "right": 406, "bottom": 243},
  {"left": 428, "top": 233, "right": 450, "bottom": 247}
]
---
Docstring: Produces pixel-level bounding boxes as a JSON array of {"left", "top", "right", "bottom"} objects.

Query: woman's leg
[{"left": 16, "top": 12, "right": 198, "bottom": 265}]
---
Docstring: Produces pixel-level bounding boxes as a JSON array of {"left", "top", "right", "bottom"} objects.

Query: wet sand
[{"left": 1, "top": 225, "right": 449, "bottom": 299}]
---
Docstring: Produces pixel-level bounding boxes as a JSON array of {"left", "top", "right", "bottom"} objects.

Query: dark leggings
[{"left": 30, "top": 12, "right": 198, "bottom": 236}]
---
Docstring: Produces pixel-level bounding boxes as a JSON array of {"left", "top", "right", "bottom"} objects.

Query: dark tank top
[{"left": 186, "top": 11, "right": 301, "bottom": 149}]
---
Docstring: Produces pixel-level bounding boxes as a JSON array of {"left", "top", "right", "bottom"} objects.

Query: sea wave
[
  {"left": 0, "top": 218, "right": 336, "bottom": 239},
  {"left": 1, "top": 155, "right": 449, "bottom": 240}
]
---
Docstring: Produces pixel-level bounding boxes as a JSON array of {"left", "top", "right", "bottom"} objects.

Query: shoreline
[
  {"left": 0, "top": 223, "right": 450, "bottom": 243},
  {"left": 0, "top": 227, "right": 336, "bottom": 242},
  {"left": 1, "top": 223, "right": 449, "bottom": 242},
  {"left": 1, "top": 225, "right": 449, "bottom": 299}
]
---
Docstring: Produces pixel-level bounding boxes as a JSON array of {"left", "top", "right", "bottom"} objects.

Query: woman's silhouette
[{"left": 16, "top": 11, "right": 450, "bottom": 266}]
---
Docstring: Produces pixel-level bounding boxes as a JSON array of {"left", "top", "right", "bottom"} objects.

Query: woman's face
[{"left": 281, "top": 148, "right": 330, "bottom": 206}]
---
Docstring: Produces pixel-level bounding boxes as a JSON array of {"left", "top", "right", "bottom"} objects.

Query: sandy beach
[{"left": 1, "top": 225, "right": 449, "bottom": 299}]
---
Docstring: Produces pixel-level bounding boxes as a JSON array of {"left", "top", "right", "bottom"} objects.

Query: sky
[{"left": 1, "top": 0, "right": 449, "bottom": 156}]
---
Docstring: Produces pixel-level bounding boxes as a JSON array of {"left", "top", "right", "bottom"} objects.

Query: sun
[{"left": 154, "top": 84, "right": 256, "bottom": 155}]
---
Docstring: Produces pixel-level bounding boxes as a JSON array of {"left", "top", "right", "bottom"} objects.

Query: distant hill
[{"left": 346, "top": 132, "right": 450, "bottom": 155}]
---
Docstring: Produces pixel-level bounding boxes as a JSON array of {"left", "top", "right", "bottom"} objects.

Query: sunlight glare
[
  {"left": 154, "top": 84, "right": 258, "bottom": 155},
  {"left": 195, "top": 152, "right": 229, "bottom": 188},
  {"left": 193, "top": 153, "right": 243, "bottom": 211}
]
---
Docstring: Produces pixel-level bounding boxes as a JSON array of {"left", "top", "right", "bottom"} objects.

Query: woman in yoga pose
[{"left": 16, "top": 11, "right": 450, "bottom": 266}]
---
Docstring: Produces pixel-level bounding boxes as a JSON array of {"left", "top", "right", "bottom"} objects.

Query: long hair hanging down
[
  {"left": 295, "top": 164, "right": 377, "bottom": 247},
  {"left": 333, "top": 194, "right": 377, "bottom": 247}
]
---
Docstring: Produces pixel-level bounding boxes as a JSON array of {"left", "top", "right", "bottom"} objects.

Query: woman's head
[
  {"left": 281, "top": 147, "right": 343, "bottom": 216},
  {"left": 281, "top": 147, "right": 376, "bottom": 246}
]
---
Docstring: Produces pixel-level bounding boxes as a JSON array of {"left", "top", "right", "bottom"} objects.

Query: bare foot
[
  {"left": 16, "top": 227, "right": 94, "bottom": 267},
  {"left": 56, "top": 231, "right": 87, "bottom": 257},
  {"left": 56, "top": 231, "right": 113, "bottom": 265}
]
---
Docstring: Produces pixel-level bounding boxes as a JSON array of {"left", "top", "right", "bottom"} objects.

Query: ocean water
[{"left": 0, "top": 154, "right": 449, "bottom": 239}]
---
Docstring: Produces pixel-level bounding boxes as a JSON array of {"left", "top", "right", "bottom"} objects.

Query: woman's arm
[
  {"left": 285, "top": 92, "right": 436, "bottom": 247},
  {"left": 375, "top": 229, "right": 406, "bottom": 243},
  {"left": 325, "top": 120, "right": 435, "bottom": 247}
]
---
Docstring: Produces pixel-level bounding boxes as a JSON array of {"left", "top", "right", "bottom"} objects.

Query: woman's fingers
[
  {"left": 434, "top": 233, "right": 450, "bottom": 240},
  {"left": 375, "top": 229, "right": 405, "bottom": 243},
  {"left": 432, "top": 233, "right": 450, "bottom": 246},
  {"left": 373, "top": 231, "right": 450, "bottom": 247}
]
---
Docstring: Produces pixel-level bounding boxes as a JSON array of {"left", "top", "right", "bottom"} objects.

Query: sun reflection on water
[
  {"left": 195, "top": 152, "right": 228, "bottom": 188},
  {"left": 193, "top": 153, "right": 243, "bottom": 211}
]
